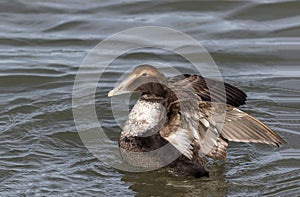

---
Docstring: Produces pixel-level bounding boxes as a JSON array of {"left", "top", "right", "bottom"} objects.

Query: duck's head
[{"left": 108, "top": 64, "right": 168, "bottom": 97}]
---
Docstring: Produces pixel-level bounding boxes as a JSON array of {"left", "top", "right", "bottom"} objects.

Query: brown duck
[{"left": 108, "top": 64, "right": 286, "bottom": 178}]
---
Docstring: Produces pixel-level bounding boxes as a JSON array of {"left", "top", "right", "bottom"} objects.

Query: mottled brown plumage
[{"left": 108, "top": 64, "right": 286, "bottom": 177}]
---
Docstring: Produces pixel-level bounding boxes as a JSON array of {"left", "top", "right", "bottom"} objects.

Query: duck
[{"left": 108, "top": 64, "right": 286, "bottom": 178}]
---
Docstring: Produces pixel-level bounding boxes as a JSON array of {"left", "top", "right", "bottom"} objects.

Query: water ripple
[{"left": 0, "top": 0, "right": 299, "bottom": 196}]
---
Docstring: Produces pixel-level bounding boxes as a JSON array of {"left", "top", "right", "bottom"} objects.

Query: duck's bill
[
  {"left": 108, "top": 89, "right": 132, "bottom": 97},
  {"left": 107, "top": 74, "right": 137, "bottom": 97}
]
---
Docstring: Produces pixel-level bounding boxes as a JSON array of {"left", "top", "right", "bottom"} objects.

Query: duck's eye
[{"left": 141, "top": 73, "right": 147, "bottom": 77}]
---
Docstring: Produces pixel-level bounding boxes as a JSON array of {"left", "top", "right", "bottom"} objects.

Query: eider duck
[{"left": 108, "top": 64, "right": 286, "bottom": 178}]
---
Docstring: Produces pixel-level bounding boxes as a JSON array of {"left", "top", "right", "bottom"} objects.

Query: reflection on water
[
  {"left": 0, "top": 0, "right": 299, "bottom": 196},
  {"left": 122, "top": 163, "right": 228, "bottom": 197}
]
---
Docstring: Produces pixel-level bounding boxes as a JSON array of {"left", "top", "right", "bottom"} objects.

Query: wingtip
[{"left": 275, "top": 138, "right": 287, "bottom": 147}]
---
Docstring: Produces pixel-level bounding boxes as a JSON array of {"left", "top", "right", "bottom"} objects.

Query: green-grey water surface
[{"left": 0, "top": 1, "right": 299, "bottom": 196}]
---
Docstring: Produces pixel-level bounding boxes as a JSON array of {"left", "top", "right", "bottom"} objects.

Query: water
[{"left": 1, "top": 0, "right": 299, "bottom": 196}]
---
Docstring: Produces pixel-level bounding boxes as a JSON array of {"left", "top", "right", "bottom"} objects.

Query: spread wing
[
  {"left": 159, "top": 100, "right": 229, "bottom": 160},
  {"left": 160, "top": 100, "right": 286, "bottom": 161},
  {"left": 218, "top": 107, "right": 286, "bottom": 146},
  {"left": 168, "top": 74, "right": 247, "bottom": 107}
]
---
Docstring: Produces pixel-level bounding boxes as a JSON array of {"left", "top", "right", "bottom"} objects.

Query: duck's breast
[{"left": 122, "top": 99, "right": 167, "bottom": 137}]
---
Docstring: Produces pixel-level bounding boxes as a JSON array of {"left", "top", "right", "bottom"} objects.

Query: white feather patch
[
  {"left": 200, "top": 118, "right": 210, "bottom": 128},
  {"left": 122, "top": 99, "right": 167, "bottom": 137}
]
